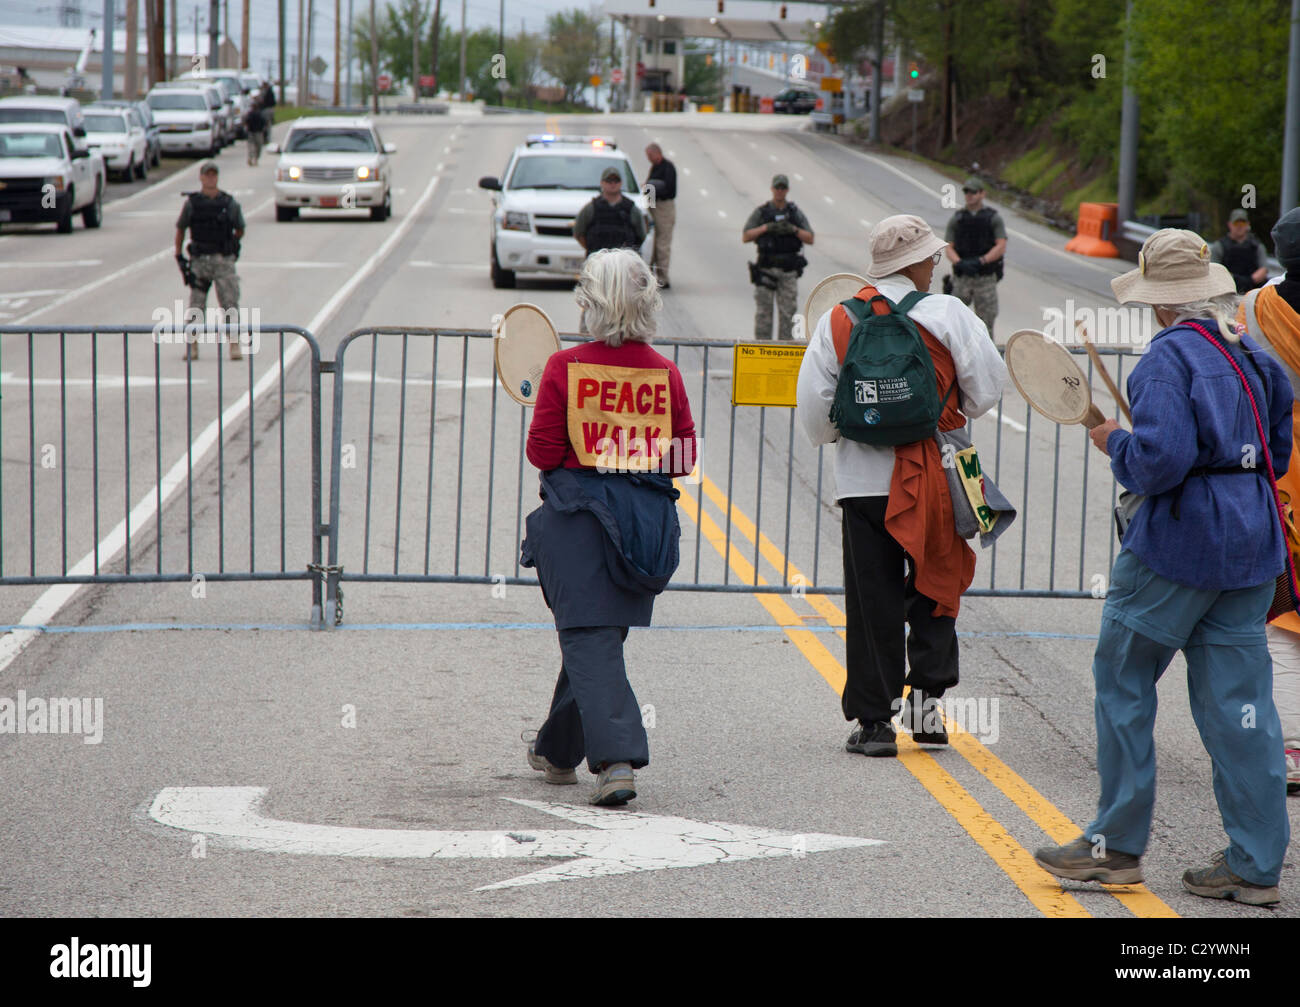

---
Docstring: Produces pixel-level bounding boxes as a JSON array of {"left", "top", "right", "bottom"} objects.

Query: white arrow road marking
[{"left": 148, "top": 787, "right": 882, "bottom": 890}]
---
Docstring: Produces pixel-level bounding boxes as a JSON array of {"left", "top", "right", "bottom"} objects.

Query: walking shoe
[
  {"left": 1182, "top": 851, "right": 1280, "bottom": 906},
  {"left": 1033, "top": 835, "right": 1144, "bottom": 884},
  {"left": 229, "top": 339, "right": 243, "bottom": 361},
  {"left": 905, "top": 690, "right": 949, "bottom": 746},
  {"left": 845, "top": 721, "right": 897, "bottom": 757},
  {"left": 590, "top": 762, "right": 636, "bottom": 806},
  {"left": 524, "top": 740, "right": 577, "bottom": 785},
  {"left": 1286, "top": 748, "right": 1300, "bottom": 794},
  {"left": 183, "top": 342, "right": 199, "bottom": 361}
]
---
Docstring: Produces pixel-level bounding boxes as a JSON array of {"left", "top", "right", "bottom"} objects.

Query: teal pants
[{"left": 1086, "top": 550, "right": 1290, "bottom": 885}]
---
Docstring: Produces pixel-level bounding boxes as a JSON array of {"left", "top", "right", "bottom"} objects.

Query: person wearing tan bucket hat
[
  {"left": 796, "top": 214, "right": 1006, "bottom": 758},
  {"left": 1034, "top": 228, "right": 1294, "bottom": 906}
]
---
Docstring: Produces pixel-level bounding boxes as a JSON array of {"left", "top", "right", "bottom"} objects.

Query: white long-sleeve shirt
[{"left": 795, "top": 274, "right": 1008, "bottom": 499}]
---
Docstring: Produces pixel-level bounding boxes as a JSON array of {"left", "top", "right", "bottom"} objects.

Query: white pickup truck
[{"left": 0, "top": 122, "right": 106, "bottom": 232}]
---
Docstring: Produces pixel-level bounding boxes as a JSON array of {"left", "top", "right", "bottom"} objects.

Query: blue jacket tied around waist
[
  {"left": 521, "top": 468, "right": 682, "bottom": 629},
  {"left": 1105, "top": 319, "right": 1294, "bottom": 591}
]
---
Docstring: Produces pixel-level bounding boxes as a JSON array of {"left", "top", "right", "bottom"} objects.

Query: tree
[
  {"left": 543, "top": 10, "right": 602, "bottom": 104},
  {"left": 683, "top": 50, "right": 724, "bottom": 101}
]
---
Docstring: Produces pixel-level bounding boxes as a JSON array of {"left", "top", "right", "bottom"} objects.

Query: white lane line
[
  {"left": 667, "top": 150, "right": 675, "bottom": 157},
  {"left": 0, "top": 289, "right": 66, "bottom": 299},
  {"left": 999, "top": 413, "right": 1027, "bottom": 432},
  {"left": 794, "top": 172, "right": 804, "bottom": 181},
  {"left": 682, "top": 167, "right": 691, "bottom": 175},
  {"left": 769, "top": 154, "right": 776, "bottom": 161},
  {"left": 837, "top": 146, "right": 1120, "bottom": 276},
  {"left": 748, "top": 141, "right": 756, "bottom": 149},
  {"left": 860, "top": 218, "right": 872, "bottom": 228},
  {"left": 0, "top": 172, "right": 445, "bottom": 676},
  {"left": 717, "top": 210, "right": 727, "bottom": 218},
  {"left": 2, "top": 260, "right": 102, "bottom": 268},
  {"left": 823, "top": 195, "right": 833, "bottom": 204},
  {"left": 102, "top": 160, "right": 189, "bottom": 210},
  {"left": 117, "top": 210, "right": 175, "bottom": 217},
  {"left": 0, "top": 371, "right": 205, "bottom": 388},
  {"left": 408, "top": 261, "right": 480, "bottom": 269},
  {"left": 699, "top": 188, "right": 707, "bottom": 197},
  {"left": 236, "top": 261, "right": 346, "bottom": 268},
  {"left": 11, "top": 248, "right": 170, "bottom": 325}
]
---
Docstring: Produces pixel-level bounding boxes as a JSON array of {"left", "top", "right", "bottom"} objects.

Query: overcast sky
[{"left": 4, "top": 0, "right": 595, "bottom": 78}]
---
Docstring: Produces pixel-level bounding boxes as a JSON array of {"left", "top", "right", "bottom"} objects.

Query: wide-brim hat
[
  {"left": 864, "top": 214, "right": 948, "bottom": 278},
  {"left": 1111, "top": 228, "right": 1235, "bottom": 305}
]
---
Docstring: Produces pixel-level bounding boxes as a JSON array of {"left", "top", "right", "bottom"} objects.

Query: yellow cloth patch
[{"left": 566, "top": 362, "right": 674, "bottom": 471}]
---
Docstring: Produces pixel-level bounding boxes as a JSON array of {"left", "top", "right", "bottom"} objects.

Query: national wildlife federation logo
[
  {"left": 862, "top": 407, "right": 881, "bottom": 425},
  {"left": 854, "top": 379, "right": 879, "bottom": 404}
]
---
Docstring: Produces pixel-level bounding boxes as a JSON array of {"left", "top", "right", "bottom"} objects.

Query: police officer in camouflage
[
  {"left": 175, "top": 162, "right": 246, "bottom": 360},
  {"left": 743, "top": 174, "right": 814, "bottom": 341},
  {"left": 944, "top": 176, "right": 1005, "bottom": 339}
]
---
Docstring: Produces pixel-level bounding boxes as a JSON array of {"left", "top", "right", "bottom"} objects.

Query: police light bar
[{"left": 524, "top": 134, "right": 618, "bottom": 149}]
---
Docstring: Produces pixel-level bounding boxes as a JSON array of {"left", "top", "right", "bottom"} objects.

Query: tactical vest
[
  {"left": 1220, "top": 235, "right": 1260, "bottom": 282},
  {"left": 584, "top": 196, "right": 638, "bottom": 254},
  {"left": 188, "top": 192, "right": 237, "bottom": 256},
  {"left": 952, "top": 208, "right": 1003, "bottom": 277},
  {"left": 756, "top": 201, "right": 804, "bottom": 270}
]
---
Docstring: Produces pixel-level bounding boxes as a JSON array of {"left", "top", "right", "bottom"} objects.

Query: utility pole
[
  {"left": 278, "top": 0, "right": 286, "bottom": 102},
  {"left": 207, "top": 0, "right": 218, "bottom": 67},
  {"left": 240, "top": 0, "right": 249, "bottom": 67},
  {"left": 146, "top": 0, "right": 166, "bottom": 86},
  {"left": 458, "top": 0, "right": 466, "bottom": 99},
  {"left": 333, "top": 0, "right": 340, "bottom": 104},
  {"left": 306, "top": 0, "right": 314, "bottom": 102},
  {"left": 346, "top": 0, "right": 354, "bottom": 103},
  {"left": 102, "top": 0, "right": 116, "bottom": 99},
  {"left": 430, "top": 0, "right": 441, "bottom": 94},
  {"left": 169, "top": 0, "right": 177, "bottom": 77},
  {"left": 125, "top": 0, "right": 139, "bottom": 97},
  {"left": 412, "top": 2, "right": 419, "bottom": 101},
  {"left": 369, "top": 0, "right": 378, "bottom": 114},
  {"left": 1116, "top": 0, "right": 1139, "bottom": 226},
  {"left": 868, "top": 0, "right": 882, "bottom": 143},
  {"left": 297, "top": 0, "right": 305, "bottom": 107},
  {"left": 1283, "top": 0, "right": 1300, "bottom": 212}
]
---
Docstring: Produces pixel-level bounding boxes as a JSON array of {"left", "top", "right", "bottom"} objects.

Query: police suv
[{"left": 478, "top": 135, "right": 653, "bottom": 288}]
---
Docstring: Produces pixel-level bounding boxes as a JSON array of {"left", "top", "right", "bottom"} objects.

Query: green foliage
[
  {"left": 1062, "top": 175, "right": 1118, "bottom": 215},
  {"left": 683, "top": 51, "right": 724, "bottom": 100},
  {"left": 543, "top": 10, "right": 604, "bottom": 104}
]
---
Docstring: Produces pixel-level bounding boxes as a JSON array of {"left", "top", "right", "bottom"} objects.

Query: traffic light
[
  {"left": 717, "top": 0, "right": 724, "bottom": 13},
  {"left": 779, "top": 3, "right": 787, "bottom": 16},
  {"left": 909, "top": 61, "right": 919, "bottom": 80}
]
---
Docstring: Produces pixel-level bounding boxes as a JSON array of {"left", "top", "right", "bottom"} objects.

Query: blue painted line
[{"left": 0, "top": 622, "right": 1101, "bottom": 641}]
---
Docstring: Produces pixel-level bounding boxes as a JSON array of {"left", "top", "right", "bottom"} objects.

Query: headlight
[
  {"left": 501, "top": 210, "right": 530, "bottom": 231},
  {"left": 288, "top": 165, "right": 302, "bottom": 181},
  {"left": 43, "top": 175, "right": 66, "bottom": 191},
  {"left": 355, "top": 165, "right": 372, "bottom": 180}
]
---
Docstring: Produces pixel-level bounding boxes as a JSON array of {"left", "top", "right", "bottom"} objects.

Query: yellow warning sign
[{"left": 731, "top": 342, "right": 807, "bottom": 407}]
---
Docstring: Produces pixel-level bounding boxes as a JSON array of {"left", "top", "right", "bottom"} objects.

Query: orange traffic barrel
[
  {"left": 760, "top": 95, "right": 774, "bottom": 113},
  {"left": 1065, "top": 202, "right": 1121, "bottom": 257}
]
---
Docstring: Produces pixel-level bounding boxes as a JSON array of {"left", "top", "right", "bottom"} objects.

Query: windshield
[
  {"left": 285, "top": 128, "right": 377, "bottom": 153},
  {"left": 84, "top": 113, "right": 126, "bottom": 133},
  {"left": 508, "top": 155, "right": 636, "bottom": 191},
  {"left": 0, "top": 108, "right": 66, "bottom": 125},
  {"left": 0, "top": 131, "right": 64, "bottom": 157},
  {"left": 148, "top": 92, "right": 208, "bottom": 111}
]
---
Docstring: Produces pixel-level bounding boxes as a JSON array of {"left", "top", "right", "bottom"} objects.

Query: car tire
[
  {"left": 151, "top": 144, "right": 161, "bottom": 167},
  {"left": 490, "top": 243, "right": 516, "bottom": 289},
  {"left": 136, "top": 155, "right": 148, "bottom": 180},
  {"left": 369, "top": 188, "right": 392, "bottom": 221},
  {"left": 81, "top": 181, "right": 103, "bottom": 229},
  {"left": 56, "top": 190, "right": 74, "bottom": 233},
  {"left": 275, "top": 205, "right": 298, "bottom": 222}
]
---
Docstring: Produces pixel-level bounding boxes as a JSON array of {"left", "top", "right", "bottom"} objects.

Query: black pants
[{"left": 840, "top": 496, "right": 959, "bottom": 725}]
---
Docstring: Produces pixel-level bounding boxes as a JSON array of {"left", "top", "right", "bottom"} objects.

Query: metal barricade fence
[
  {"left": 0, "top": 322, "right": 1138, "bottom": 626},
  {"left": 323, "top": 328, "right": 1140, "bottom": 623},
  {"left": 0, "top": 325, "right": 326, "bottom": 623}
]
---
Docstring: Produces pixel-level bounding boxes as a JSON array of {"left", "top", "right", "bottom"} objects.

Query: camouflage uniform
[
  {"left": 951, "top": 273, "right": 998, "bottom": 337},
  {"left": 753, "top": 268, "right": 800, "bottom": 341},
  {"left": 176, "top": 186, "right": 246, "bottom": 357},
  {"left": 189, "top": 253, "right": 241, "bottom": 316}
]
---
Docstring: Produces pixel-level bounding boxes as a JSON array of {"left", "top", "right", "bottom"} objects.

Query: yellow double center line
[{"left": 674, "top": 471, "right": 1177, "bottom": 919}]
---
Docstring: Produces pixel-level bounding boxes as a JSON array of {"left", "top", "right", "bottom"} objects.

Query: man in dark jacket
[
  {"left": 645, "top": 143, "right": 676, "bottom": 288},
  {"left": 1212, "top": 209, "right": 1269, "bottom": 294}
]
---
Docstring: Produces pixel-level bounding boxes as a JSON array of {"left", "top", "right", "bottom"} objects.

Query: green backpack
[{"left": 829, "top": 290, "right": 945, "bottom": 446}]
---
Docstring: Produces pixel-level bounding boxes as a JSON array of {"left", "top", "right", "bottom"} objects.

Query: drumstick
[{"left": 1076, "top": 321, "right": 1132, "bottom": 426}]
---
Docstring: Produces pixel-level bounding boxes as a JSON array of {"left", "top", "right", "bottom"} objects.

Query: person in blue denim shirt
[{"left": 1035, "top": 229, "right": 1293, "bottom": 907}]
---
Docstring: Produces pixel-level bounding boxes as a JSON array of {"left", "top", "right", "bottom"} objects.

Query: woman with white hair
[
  {"left": 520, "top": 248, "right": 697, "bottom": 806},
  {"left": 1034, "top": 229, "right": 1293, "bottom": 906}
]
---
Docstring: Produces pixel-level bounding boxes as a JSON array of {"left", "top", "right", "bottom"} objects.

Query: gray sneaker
[
  {"left": 1033, "top": 835, "right": 1144, "bottom": 885},
  {"left": 591, "top": 762, "right": 637, "bottom": 806},
  {"left": 1182, "top": 851, "right": 1280, "bottom": 906},
  {"left": 525, "top": 740, "right": 577, "bottom": 785}
]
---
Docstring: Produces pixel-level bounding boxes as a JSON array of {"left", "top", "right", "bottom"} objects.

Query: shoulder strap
[
  {"left": 1183, "top": 319, "right": 1299, "bottom": 609},
  {"left": 896, "top": 290, "right": 929, "bottom": 313}
]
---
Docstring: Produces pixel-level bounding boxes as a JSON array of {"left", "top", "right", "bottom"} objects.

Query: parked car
[
  {"left": 0, "top": 123, "right": 105, "bottom": 232},
  {"left": 82, "top": 105, "right": 149, "bottom": 180},
  {"left": 269, "top": 117, "right": 396, "bottom": 221},
  {"left": 95, "top": 99, "right": 161, "bottom": 167},
  {"left": 477, "top": 134, "right": 654, "bottom": 288},
  {"left": 178, "top": 70, "right": 248, "bottom": 137},
  {"left": 145, "top": 86, "right": 220, "bottom": 156},
  {"left": 151, "top": 80, "right": 231, "bottom": 147},
  {"left": 0, "top": 95, "right": 89, "bottom": 149},
  {"left": 773, "top": 88, "right": 818, "bottom": 114}
]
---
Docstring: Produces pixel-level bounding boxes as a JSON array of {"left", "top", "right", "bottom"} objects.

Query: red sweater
[{"left": 526, "top": 340, "right": 697, "bottom": 477}]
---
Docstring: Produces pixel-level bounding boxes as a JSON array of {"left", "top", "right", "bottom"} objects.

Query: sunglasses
[{"left": 931, "top": 251, "right": 943, "bottom": 265}]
